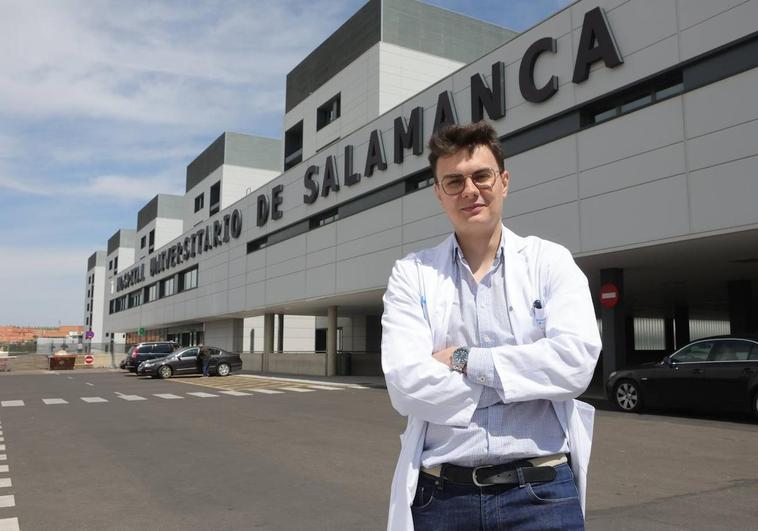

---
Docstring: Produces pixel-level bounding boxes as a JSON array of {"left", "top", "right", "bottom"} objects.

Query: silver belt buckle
[{"left": 472, "top": 464, "right": 494, "bottom": 487}]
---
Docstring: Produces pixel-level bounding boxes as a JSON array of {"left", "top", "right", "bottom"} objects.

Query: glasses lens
[{"left": 441, "top": 169, "right": 496, "bottom": 195}]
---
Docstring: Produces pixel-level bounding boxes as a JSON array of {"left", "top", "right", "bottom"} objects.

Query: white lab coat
[{"left": 381, "top": 226, "right": 602, "bottom": 531}]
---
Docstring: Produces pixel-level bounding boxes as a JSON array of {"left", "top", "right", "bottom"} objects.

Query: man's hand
[{"left": 432, "top": 346, "right": 458, "bottom": 369}]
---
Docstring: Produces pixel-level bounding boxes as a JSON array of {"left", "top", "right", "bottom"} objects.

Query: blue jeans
[
  {"left": 411, "top": 463, "right": 584, "bottom": 531},
  {"left": 202, "top": 358, "right": 211, "bottom": 376}
]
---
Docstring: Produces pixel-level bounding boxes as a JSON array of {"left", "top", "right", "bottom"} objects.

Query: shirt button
[
  {"left": 483, "top": 335, "right": 490, "bottom": 342},
  {"left": 508, "top": 306, "right": 513, "bottom": 311},
  {"left": 479, "top": 376, "right": 486, "bottom": 382}
]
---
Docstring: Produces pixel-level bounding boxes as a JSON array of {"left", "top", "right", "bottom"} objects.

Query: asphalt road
[{"left": 0, "top": 371, "right": 757, "bottom": 531}]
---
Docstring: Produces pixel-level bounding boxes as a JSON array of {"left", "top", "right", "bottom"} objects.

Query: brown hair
[{"left": 428, "top": 121, "right": 504, "bottom": 179}]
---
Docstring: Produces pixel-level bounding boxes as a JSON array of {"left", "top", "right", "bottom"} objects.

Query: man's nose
[{"left": 460, "top": 176, "right": 479, "bottom": 197}]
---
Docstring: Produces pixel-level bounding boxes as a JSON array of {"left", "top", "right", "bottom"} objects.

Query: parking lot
[{"left": 0, "top": 371, "right": 756, "bottom": 530}]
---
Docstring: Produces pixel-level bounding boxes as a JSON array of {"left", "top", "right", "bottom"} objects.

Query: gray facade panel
[
  {"left": 137, "top": 196, "right": 159, "bottom": 232},
  {"left": 683, "top": 32, "right": 758, "bottom": 91},
  {"left": 186, "top": 133, "right": 225, "bottom": 192},
  {"left": 224, "top": 133, "right": 282, "bottom": 173},
  {"left": 108, "top": 229, "right": 137, "bottom": 254},
  {"left": 87, "top": 250, "right": 105, "bottom": 271},
  {"left": 285, "top": 0, "right": 381, "bottom": 112},
  {"left": 382, "top": 0, "right": 516, "bottom": 64},
  {"left": 186, "top": 133, "right": 283, "bottom": 192}
]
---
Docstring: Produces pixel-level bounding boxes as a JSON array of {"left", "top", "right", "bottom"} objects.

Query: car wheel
[
  {"left": 614, "top": 380, "right": 642, "bottom": 412},
  {"left": 157, "top": 365, "right": 173, "bottom": 379},
  {"left": 216, "top": 363, "right": 231, "bottom": 377}
]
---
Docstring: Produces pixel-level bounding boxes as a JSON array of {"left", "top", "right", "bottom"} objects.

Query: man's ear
[
  {"left": 501, "top": 169, "right": 510, "bottom": 198},
  {"left": 433, "top": 180, "right": 444, "bottom": 203}
]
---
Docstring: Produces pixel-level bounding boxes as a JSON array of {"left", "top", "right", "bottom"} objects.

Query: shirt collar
[{"left": 452, "top": 228, "right": 506, "bottom": 267}]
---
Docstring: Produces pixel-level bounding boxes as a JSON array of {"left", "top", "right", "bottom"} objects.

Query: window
[
  {"left": 583, "top": 72, "right": 683, "bottom": 126},
  {"left": 148, "top": 229, "right": 155, "bottom": 253},
  {"left": 180, "top": 347, "right": 199, "bottom": 359},
  {"left": 141, "top": 235, "right": 146, "bottom": 249},
  {"left": 209, "top": 181, "right": 220, "bottom": 216},
  {"left": 317, "top": 94, "right": 340, "bottom": 130},
  {"left": 284, "top": 121, "right": 304, "bottom": 170},
  {"left": 144, "top": 283, "right": 158, "bottom": 303},
  {"left": 128, "top": 290, "right": 142, "bottom": 309},
  {"left": 160, "top": 276, "right": 176, "bottom": 298},
  {"left": 113, "top": 256, "right": 118, "bottom": 273},
  {"left": 180, "top": 268, "right": 198, "bottom": 291},
  {"left": 194, "top": 193, "right": 204, "bottom": 213},
  {"left": 109, "top": 260, "right": 112, "bottom": 271},
  {"left": 672, "top": 341, "right": 714, "bottom": 363},
  {"left": 708, "top": 340, "right": 754, "bottom": 362},
  {"left": 154, "top": 343, "right": 174, "bottom": 354}
]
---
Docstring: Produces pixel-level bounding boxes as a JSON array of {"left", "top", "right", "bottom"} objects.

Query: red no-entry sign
[
  {"left": 84, "top": 354, "right": 94, "bottom": 365},
  {"left": 600, "top": 283, "right": 620, "bottom": 308}
]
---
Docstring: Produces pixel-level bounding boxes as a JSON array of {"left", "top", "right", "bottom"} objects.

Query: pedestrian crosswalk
[{"left": 0, "top": 380, "right": 367, "bottom": 408}]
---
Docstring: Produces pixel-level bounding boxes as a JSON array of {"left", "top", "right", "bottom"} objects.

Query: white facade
[
  {"left": 284, "top": 41, "right": 466, "bottom": 160},
  {"left": 93, "top": 0, "right": 758, "bottom": 374}
]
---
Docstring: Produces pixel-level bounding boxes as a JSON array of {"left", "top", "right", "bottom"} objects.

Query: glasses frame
[{"left": 436, "top": 167, "right": 501, "bottom": 196}]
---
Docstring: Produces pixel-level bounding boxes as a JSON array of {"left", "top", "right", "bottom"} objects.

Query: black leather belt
[{"left": 427, "top": 460, "right": 558, "bottom": 488}]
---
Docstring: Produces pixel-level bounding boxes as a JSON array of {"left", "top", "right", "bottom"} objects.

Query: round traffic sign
[
  {"left": 600, "top": 283, "right": 620, "bottom": 308},
  {"left": 85, "top": 330, "right": 95, "bottom": 340},
  {"left": 84, "top": 354, "right": 94, "bottom": 365}
]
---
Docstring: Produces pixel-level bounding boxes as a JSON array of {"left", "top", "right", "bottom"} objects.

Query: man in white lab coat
[{"left": 381, "top": 121, "right": 602, "bottom": 530}]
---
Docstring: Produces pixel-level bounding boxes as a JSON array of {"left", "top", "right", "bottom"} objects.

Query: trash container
[
  {"left": 337, "top": 352, "right": 352, "bottom": 376},
  {"left": 48, "top": 354, "right": 77, "bottom": 370}
]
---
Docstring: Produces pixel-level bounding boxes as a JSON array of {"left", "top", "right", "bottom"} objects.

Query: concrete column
[
  {"left": 728, "top": 279, "right": 754, "bottom": 334},
  {"left": 326, "top": 306, "right": 338, "bottom": 376},
  {"left": 664, "top": 317, "right": 675, "bottom": 352},
  {"left": 231, "top": 319, "right": 244, "bottom": 353},
  {"left": 277, "top": 314, "right": 284, "bottom": 352},
  {"left": 263, "top": 313, "right": 275, "bottom": 373},
  {"left": 600, "top": 268, "right": 627, "bottom": 383},
  {"left": 674, "top": 305, "right": 690, "bottom": 349}
]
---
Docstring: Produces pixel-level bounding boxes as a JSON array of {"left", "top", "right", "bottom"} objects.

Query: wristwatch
[{"left": 451, "top": 346, "right": 469, "bottom": 373}]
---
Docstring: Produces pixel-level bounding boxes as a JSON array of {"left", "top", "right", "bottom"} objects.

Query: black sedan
[
  {"left": 607, "top": 335, "right": 758, "bottom": 418},
  {"left": 136, "top": 346, "right": 242, "bottom": 379}
]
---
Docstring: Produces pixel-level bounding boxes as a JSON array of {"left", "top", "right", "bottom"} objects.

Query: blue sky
[{"left": 0, "top": 0, "right": 571, "bottom": 326}]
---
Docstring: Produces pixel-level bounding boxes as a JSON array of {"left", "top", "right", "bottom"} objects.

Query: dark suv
[{"left": 123, "top": 341, "right": 178, "bottom": 372}]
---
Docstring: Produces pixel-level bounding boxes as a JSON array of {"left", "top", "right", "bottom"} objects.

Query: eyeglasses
[{"left": 437, "top": 167, "right": 499, "bottom": 196}]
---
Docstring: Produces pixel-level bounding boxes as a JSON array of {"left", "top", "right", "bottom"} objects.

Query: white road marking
[
  {"left": 186, "top": 392, "right": 219, "bottom": 398},
  {"left": 0, "top": 455, "right": 5, "bottom": 461},
  {"left": 117, "top": 394, "right": 147, "bottom": 401},
  {"left": 86, "top": 382, "right": 95, "bottom": 386},
  {"left": 0, "top": 517, "right": 20, "bottom": 531},
  {"left": 0, "top": 401, "right": 23, "bottom": 408},
  {"left": 0, "top": 478, "right": 11, "bottom": 488},
  {"left": 153, "top": 394, "right": 183, "bottom": 400},
  {"left": 0, "top": 494, "right": 14, "bottom": 508},
  {"left": 0, "top": 446, "right": 4, "bottom": 452},
  {"left": 81, "top": 397, "right": 108, "bottom": 403},
  {"left": 249, "top": 389, "right": 284, "bottom": 394},
  {"left": 237, "top": 374, "right": 372, "bottom": 389},
  {"left": 0, "top": 438, "right": 3, "bottom": 442},
  {"left": 42, "top": 398, "right": 68, "bottom": 405},
  {"left": 305, "top": 385, "right": 344, "bottom": 391},
  {"left": 278, "top": 387, "right": 315, "bottom": 393},
  {"left": 0, "top": 465, "right": 7, "bottom": 473},
  {"left": 218, "top": 390, "right": 252, "bottom": 396},
  {"left": 67, "top": 376, "right": 73, "bottom": 380}
]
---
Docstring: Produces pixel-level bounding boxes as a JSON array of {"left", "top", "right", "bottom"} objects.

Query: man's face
[{"left": 433, "top": 144, "right": 509, "bottom": 238}]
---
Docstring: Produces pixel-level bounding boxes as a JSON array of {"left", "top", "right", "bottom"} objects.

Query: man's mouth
[{"left": 461, "top": 203, "right": 485, "bottom": 212}]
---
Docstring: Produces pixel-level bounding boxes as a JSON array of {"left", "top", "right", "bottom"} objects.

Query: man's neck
[{"left": 455, "top": 224, "right": 502, "bottom": 281}]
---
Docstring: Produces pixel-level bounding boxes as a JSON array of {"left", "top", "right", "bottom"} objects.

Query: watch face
[{"left": 453, "top": 347, "right": 468, "bottom": 368}]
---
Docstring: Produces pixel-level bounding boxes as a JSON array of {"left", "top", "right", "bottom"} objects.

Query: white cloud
[{"left": 0, "top": 246, "right": 90, "bottom": 325}]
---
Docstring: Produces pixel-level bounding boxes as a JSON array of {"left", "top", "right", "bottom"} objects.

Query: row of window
[
  {"left": 109, "top": 266, "right": 198, "bottom": 315},
  {"left": 284, "top": 93, "right": 342, "bottom": 171},
  {"left": 194, "top": 181, "right": 221, "bottom": 214}
]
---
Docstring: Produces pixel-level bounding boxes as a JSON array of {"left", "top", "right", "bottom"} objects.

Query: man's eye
[
  {"left": 472, "top": 170, "right": 493, "bottom": 182},
  {"left": 445, "top": 176, "right": 464, "bottom": 187}
]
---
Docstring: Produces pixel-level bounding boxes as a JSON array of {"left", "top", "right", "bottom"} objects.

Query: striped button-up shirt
[{"left": 420, "top": 233, "right": 568, "bottom": 468}]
